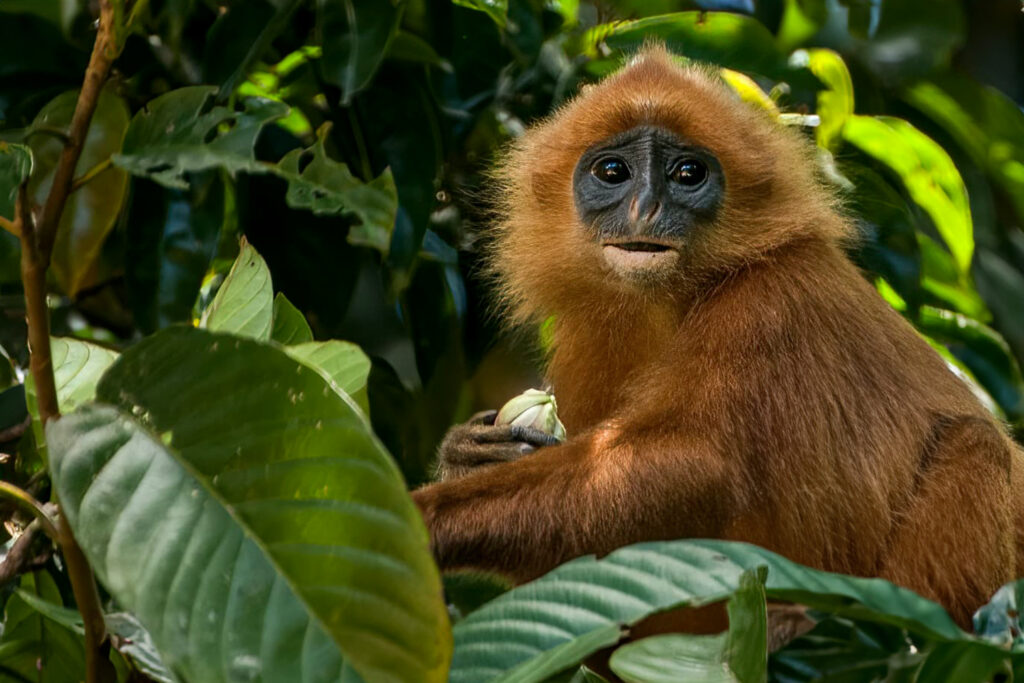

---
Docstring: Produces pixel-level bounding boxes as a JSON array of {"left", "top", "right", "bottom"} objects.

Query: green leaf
[
  {"left": 0, "top": 141, "right": 31, "bottom": 223},
  {"left": 583, "top": 12, "right": 787, "bottom": 79},
  {"left": 318, "top": 0, "right": 403, "bottom": 105},
  {"left": 27, "top": 89, "right": 130, "bottom": 296},
  {"left": 0, "top": 572, "right": 87, "bottom": 682},
  {"left": 25, "top": 336, "right": 119, "bottom": 460},
  {"left": 276, "top": 126, "right": 398, "bottom": 254},
  {"left": 776, "top": 0, "right": 826, "bottom": 51},
  {"left": 50, "top": 326, "right": 450, "bottom": 681},
  {"left": 453, "top": 0, "right": 508, "bottom": 28},
  {"left": 200, "top": 238, "right": 273, "bottom": 340},
  {"left": 607, "top": 568, "right": 766, "bottom": 683},
  {"left": 284, "top": 340, "right": 372, "bottom": 415},
  {"left": 113, "top": 86, "right": 286, "bottom": 190},
  {"left": 271, "top": 292, "right": 314, "bottom": 344},
  {"left": 794, "top": 48, "right": 852, "bottom": 152},
  {"left": 610, "top": 634, "right": 735, "bottom": 683},
  {"left": 14, "top": 588, "right": 84, "bottom": 633},
  {"left": 842, "top": 115, "right": 974, "bottom": 275},
  {"left": 724, "top": 568, "right": 767, "bottom": 680},
  {"left": 449, "top": 539, "right": 971, "bottom": 683},
  {"left": 206, "top": 0, "right": 305, "bottom": 97},
  {"left": 112, "top": 91, "right": 397, "bottom": 255},
  {"left": 105, "top": 612, "right": 176, "bottom": 683}
]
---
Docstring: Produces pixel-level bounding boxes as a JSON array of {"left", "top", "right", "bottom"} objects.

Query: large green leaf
[
  {"left": 200, "top": 237, "right": 273, "bottom": 340},
  {"left": 448, "top": 540, "right": 972, "bottom": 683},
  {"left": 842, "top": 115, "right": 974, "bottom": 275},
  {"left": 26, "top": 89, "right": 130, "bottom": 296},
  {"left": 318, "top": 0, "right": 403, "bottom": 105},
  {"left": 0, "top": 141, "right": 31, "bottom": 222},
  {"left": 48, "top": 326, "right": 451, "bottom": 682},
  {"left": 112, "top": 90, "right": 397, "bottom": 254}
]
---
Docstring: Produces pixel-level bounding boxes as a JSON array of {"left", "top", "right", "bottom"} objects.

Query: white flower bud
[{"left": 495, "top": 389, "right": 567, "bottom": 442}]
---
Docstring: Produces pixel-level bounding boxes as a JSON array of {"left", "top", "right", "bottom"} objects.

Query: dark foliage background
[{"left": 1, "top": 1, "right": 1024, "bottom": 680}]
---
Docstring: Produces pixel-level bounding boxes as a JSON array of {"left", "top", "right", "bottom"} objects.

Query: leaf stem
[
  {"left": 70, "top": 158, "right": 113, "bottom": 193},
  {"left": 0, "top": 481, "right": 59, "bottom": 541}
]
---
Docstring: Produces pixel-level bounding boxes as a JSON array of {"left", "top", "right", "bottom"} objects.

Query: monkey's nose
[{"left": 629, "top": 194, "right": 662, "bottom": 230}]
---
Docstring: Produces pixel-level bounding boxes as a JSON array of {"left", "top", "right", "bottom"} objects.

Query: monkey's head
[{"left": 491, "top": 45, "right": 851, "bottom": 324}]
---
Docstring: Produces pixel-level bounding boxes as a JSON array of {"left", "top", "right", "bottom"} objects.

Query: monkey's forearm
[{"left": 413, "top": 433, "right": 736, "bottom": 582}]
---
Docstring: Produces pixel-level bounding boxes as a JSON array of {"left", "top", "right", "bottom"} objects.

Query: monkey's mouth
[
  {"left": 600, "top": 240, "right": 680, "bottom": 277},
  {"left": 608, "top": 241, "right": 672, "bottom": 252}
]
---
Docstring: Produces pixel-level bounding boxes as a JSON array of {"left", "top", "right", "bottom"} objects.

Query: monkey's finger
[
  {"left": 468, "top": 410, "right": 498, "bottom": 426},
  {"left": 471, "top": 424, "right": 561, "bottom": 448},
  {"left": 441, "top": 442, "right": 536, "bottom": 468}
]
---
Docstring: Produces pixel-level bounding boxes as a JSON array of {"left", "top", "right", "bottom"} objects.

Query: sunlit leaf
[
  {"left": 271, "top": 291, "right": 313, "bottom": 344},
  {"left": 720, "top": 68, "right": 777, "bottom": 115},
  {"left": 200, "top": 237, "right": 273, "bottom": 340},
  {"left": 50, "top": 326, "right": 451, "bottom": 682},
  {"left": 793, "top": 48, "right": 852, "bottom": 152},
  {"left": 27, "top": 89, "right": 130, "bottom": 296},
  {"left": 842, "top": 115, "right": 973, "bottom": 274},
  {"left": 284, "top": 340, "right": 372, "bottom": 415},
  {"left": 25, "top": 336, "right": 119, "bottom": 460}
]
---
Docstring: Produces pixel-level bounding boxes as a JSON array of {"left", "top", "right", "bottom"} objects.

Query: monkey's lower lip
[{"left": 601, "top": 242, "right": 680, "bottom": 274}]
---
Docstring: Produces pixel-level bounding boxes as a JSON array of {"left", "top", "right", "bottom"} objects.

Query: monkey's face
[{"left": 572, "top": 125, "right": 724, "bottom": 282}]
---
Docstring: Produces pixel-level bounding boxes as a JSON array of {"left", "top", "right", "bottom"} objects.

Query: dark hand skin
[{"left": 435, "top": 410, "right": 562, "bottom": 482}]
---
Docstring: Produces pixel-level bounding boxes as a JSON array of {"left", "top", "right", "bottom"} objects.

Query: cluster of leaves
[{"left": 0, "top": 0, "right": 1023, "bottom": 680}]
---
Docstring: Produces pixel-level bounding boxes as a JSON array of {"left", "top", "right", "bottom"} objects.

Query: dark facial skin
[{"left": 572, "top": 126, "right": 724, "bottom": 280}]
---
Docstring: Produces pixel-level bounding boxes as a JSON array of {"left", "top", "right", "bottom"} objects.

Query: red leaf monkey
[{"left": 411, "top": 46, "right": 1024, "bottom": 626}]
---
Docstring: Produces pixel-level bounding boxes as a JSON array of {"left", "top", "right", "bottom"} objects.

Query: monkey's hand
[{"left": 436, "top": 410, "right": 561, "bottom": 482}]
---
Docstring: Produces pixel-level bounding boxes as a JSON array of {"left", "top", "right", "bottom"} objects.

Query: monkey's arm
[{"left": 413, "top": 424, "right": 738, "bottom": 582}]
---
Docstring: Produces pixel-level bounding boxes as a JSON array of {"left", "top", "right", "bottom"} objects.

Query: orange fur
[{"left": 413, "top": 47, "right": 1024, "bottom": 627}]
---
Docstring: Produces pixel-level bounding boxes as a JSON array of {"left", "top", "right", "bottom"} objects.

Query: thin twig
[
  {"left": 0, "top": 519, "right": 52, "bottom": 586},
  {"left": 0, "top": 481, "right": 58, "bottom": 541}
]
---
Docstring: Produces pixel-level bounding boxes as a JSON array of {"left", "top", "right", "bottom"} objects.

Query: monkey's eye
[
  {"left": 592, "top": 158, "right": 630, "bottom": 184},
  {"left": 669, "top": 158, "right": 708, "bottom": 187}
]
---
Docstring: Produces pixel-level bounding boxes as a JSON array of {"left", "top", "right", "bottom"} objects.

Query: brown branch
[
  {"left": 34, "top": 0, "right": 117, "bottom": 262},
  {"left": 17, "top": 3, "right": 120, "bottom": 681},
  {"left": 0, "top": 520, "right": 52, "bottom": 586}
]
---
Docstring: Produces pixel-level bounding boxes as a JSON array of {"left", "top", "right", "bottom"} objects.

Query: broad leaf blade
[
  {"left": 200, "top": 238, "right": 273, "bottom": 340},
  {"left": 609, "top": 634, "right": 734, "bottom": 683},
  {"left": 318, "top": 0, "right": 402, "bottom": 104},
  {"left": 69, "top": 326, "right": 450, "bottom": 682},
  {"left": 449, "top": 540, "right": 969, "bottom": 683},
  {"left": 271, "top": 291, "right": 314, "bottom": 344},
  {"left": 284, "top": 340, "right": 371, "bottom": 415}
]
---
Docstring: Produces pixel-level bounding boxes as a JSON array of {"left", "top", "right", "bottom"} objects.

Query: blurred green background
[{"left": 1, "top": 0, "right": 1023, "bottom": 492}]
